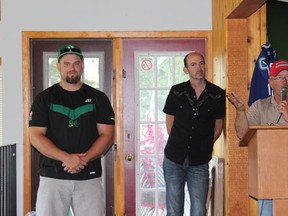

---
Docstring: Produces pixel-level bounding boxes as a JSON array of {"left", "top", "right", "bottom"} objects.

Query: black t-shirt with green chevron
[{"left": 29, "top": 83, "right": 115, "bottom": 180}]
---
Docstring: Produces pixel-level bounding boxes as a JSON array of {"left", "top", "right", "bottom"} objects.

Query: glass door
[
  {"left": 123, "top": 38, "right": 206, "bottom": 215},
  {"left": 136, "top": 52, "right": 188, "bottom": 215}
]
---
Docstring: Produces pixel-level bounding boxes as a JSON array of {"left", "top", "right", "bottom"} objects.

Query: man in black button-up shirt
[{"left": 163, "top": 52, "right": 225, "bottom": 216}]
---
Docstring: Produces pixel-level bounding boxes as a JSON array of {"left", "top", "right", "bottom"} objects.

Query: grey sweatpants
[{"left": 36, "top": 177, "right": 105, "bottom": 216}]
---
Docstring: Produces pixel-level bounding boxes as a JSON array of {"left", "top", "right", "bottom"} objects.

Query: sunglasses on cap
[{"left": 57, "top": 45, "right": 83, "bottom": 62}]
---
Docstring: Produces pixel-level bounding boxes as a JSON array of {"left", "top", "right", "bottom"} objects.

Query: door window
[
  {"left": 43, "top": 51, "right": 104, "bottom": 89},
  {"left": 135, "top": 52, "right": 189, "bottom": 215}
]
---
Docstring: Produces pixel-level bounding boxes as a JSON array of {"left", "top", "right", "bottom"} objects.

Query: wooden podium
[{"left": 239, "top": 126, "right": 288, "bottom": 215}]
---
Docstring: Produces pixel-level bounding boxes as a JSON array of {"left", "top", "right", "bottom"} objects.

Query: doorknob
[{"left": 125, "top": 153, "right": 134, "bottom": 161}]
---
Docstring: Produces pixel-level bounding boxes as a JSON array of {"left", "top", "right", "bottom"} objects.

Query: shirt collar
[{"left": 270, "top": 96, "right": 278, "bottom": 105}]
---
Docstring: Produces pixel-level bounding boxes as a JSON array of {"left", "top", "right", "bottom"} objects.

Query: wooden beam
[
  {"left": 227, "top": 0, "right": 266, "bottom": 18},
  {"left": 226, "top": 18, "right": 249, "bottom": 216}
]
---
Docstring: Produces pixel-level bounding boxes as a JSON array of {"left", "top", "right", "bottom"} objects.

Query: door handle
[{"left": 125, "top": 153, "right": 134, "bottom": 161}]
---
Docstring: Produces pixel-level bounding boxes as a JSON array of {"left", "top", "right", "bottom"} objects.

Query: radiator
[
  {"left": 0, "top": 144, "right": 16, "bottom": 216},
  {"left": 207, "top": 156, "right": 224, "bottom": 216}
]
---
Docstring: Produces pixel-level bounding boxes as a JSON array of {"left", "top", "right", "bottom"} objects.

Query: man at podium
[{"left": 227, "top": 59, "right": 288, "bottom": 216}]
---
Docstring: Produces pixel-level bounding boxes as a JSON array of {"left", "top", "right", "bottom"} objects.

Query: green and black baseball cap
[{"left": 57, "top": 44, "right": 84, "bottom": 62}]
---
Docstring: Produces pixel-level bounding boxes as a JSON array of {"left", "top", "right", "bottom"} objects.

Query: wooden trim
[
  {"left": 22, "top": 31, "right": 212, "bottom": 215},
  {"left": 113, "top": 38, "right": 125, "bottom": 215},
  {"left": 22, "top": 31, "right": 32, "bottom": 215},
  {"left": 22, "top": 30, "right": 212, "bottom": 39},
  {"left": 206, "top": 31, "right": 213, "bottom": 82}
]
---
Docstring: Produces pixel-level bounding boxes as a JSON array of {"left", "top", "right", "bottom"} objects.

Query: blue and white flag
[{"left": 248, "top": 43, "right": 277, "bottom": 106}]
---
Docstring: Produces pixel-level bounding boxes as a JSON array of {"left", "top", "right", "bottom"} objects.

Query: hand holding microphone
[
  {"left": 281, "top": 86, "right": 288, "bottom": 101},
  {"left": 276, "top": 86, "right": 288, "bottom": 123}
]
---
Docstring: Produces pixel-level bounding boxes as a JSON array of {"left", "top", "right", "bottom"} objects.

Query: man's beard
[{"left": 66, "top": 75, "right": 81, "bottom": 84}]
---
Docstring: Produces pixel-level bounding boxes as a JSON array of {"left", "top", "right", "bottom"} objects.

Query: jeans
[
  {"left": 258, "top": 199, "right": 272, "bottom": 216},
  {"left": 163, "top": 156, "right": 209, "bottom": 216}
]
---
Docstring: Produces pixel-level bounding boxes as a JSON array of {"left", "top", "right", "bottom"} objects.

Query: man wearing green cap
[{"left": 29, "top": 44, "right": 115, "bottom": 216}]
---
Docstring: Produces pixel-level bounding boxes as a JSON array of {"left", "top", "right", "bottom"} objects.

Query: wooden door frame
[{"left": 22, "top": 31, "right": 212, "bottom": 215}]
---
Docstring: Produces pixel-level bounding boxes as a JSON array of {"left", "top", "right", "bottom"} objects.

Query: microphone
[
  {"left": 276, "top": 86, "right": 288, "bottom": 124},
  {"left": 281, "top": 86, "right": 288, "bottom": 101}
]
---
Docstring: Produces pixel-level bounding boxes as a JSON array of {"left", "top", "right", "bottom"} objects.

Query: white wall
[{"left": 0, "top": 0, "right": 212, "bottom": 215}]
